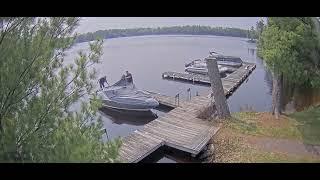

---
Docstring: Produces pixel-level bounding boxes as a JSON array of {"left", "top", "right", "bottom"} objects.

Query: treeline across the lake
[{"left": 75, "top": 25, "right": 250, "bottom": 43}]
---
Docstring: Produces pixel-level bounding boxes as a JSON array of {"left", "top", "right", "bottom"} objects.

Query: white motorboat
[
  {"left": 96, "top": 77, "right": 159, "bottom": 112},
  {"left": 209, "top": 51, "right": 243, "bottom": 68},
  {"left": 185, "top": 59, "right": 235, "bottom": 75}
]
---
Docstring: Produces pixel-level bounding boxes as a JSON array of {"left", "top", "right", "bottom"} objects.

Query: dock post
[
  {"left": 175, "top": 93, "right": 180, "bottom": 107},
  {"left": 187, "top": 88, "right": 191, "bottom": 101}
]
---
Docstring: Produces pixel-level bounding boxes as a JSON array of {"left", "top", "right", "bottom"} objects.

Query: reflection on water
[
  {"left": 264, "top": 67, "right": 273, "bottom": 96},
  {"left": 98, "top": 107, "right": 167, "bottom": 140},
  {"left": 226, "top": 45, "right": 273, "bottom": 112},
  {"left": 156, "top": 157, "right": 177, "bottom": 163},
  {"left": 248, "top": 47, "right": 256, "bottom": 57},
  {"left": 140, "top": 146, "right": 201, "bottom": 163},
  {"left": 282, "top": 84, "right": 320, "bottom": 113},
  {"left": 99, "top": 108, "right": 157, "bottom": 126},
  {"left": 246, "top": 47, "right": 320, "bottom": 113}
]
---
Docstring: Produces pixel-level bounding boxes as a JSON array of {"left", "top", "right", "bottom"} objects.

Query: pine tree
[{"left": 0, "top": 17, "right": 121, "bottom": 162}]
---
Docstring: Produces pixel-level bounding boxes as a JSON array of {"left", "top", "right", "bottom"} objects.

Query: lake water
[{"left": 64, "top": 35, "right": 319, "bottom": 162}]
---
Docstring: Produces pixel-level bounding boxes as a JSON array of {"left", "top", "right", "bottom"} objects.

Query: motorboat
[
  {"left": 96, "top": 77, "right": 159, "bottom": 112},
  {"left": 184, "top": 59, "right": 235, "bottom": 75},
  {"left": 209, "top": 51, "right": 243, "bottom": 68}
]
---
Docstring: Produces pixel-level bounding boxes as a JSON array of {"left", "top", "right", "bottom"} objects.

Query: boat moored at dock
[
  {"left": 96, "top": 77, "right": 159, "bottom": 112},
  {"left": 209, "top": 51, "right": 243, "bottom": 68}
]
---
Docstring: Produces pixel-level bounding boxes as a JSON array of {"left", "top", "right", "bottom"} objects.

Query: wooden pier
[
  {"left": 117, "top": 62, "right": 256, "bottom": 163},
  {"left": 146, "top": 91, "right": 179, "bottom": 108},
  {"left": 150, "top": 62, "right": 256, "bottom": 108},
  {"left": 162, "top": 62, "right": 255, "bottom": 87}
]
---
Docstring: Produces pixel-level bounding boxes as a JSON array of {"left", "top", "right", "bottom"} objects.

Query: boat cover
[{"left": 99, "top": 77, "right": 159, "bottom": 110}]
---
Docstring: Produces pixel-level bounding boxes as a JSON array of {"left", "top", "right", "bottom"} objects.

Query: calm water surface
[{"left": 65, "top": 35, "right": 319, "bottom": 162}]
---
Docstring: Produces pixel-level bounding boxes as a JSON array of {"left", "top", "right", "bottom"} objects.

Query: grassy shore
[
  {"left": 289, "top": 106, "right": 320, "bottom": 145},
  {"left": 208, "top": 106, "right": 320, "bottom": 162}
]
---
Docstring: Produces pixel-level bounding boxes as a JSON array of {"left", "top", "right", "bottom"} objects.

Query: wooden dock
[
  {"left": 162, "top": 62, "right": 256, "bottom": 87},
  {"left": 146, "top": 91, "right": 179, "bottom": 108},
  {"left": 117, "top": 62, "right": 256, "bottom": 163},
  {"left": 149, "top": 62, "right": 256, "bottom": 109}
]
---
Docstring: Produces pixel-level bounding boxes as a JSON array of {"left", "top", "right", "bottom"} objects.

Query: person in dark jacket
[
  {"left": 125, "top": 71, "right": 133, "bottom": 83},
  {"left": 98, "top": 76, "right": 108, "bottom": 89}
]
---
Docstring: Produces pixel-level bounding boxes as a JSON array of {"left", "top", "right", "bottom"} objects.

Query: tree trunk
[
  {"left": 272, "top": 72, "right": 283, "bottom": 119},
  {"left": 272, "top": 77, "right": 276, "bottom": 115},
  {"left": 206, "top": 57, "right": 231, "bottom": 119}
]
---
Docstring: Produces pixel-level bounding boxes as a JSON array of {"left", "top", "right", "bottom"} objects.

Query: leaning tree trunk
[
  {"left": 272, "top": 72, "right": 283, "bottom": 119},
  {"left": 206, "top": 57, "right": 231, "bottom": 119}
]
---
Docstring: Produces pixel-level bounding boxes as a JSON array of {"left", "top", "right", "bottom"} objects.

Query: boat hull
[
  {"left": 185, "top": 67, "right": 208, "bottom": 75},
  {"left": 99, "top": 106, "right": 158, "bottom": 120},
  {"left": 185, "top": 66, "right": 232, "bottom": 75},
  {"left": 217, "top": 61, "right": 242, "bottom": 68},
  {"left": 101, "top": 99, "right": 157, "bottom": 112},
  {"left": 209, "top": 52, "right": 243, "bottom": 67}
]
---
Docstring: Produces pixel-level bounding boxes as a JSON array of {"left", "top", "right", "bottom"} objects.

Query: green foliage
[
  {"left": 258, "top": 17, "right": 320, "bottom": 87},
  {"left": 75, "top": 25, "right": 249, "bottom": 43},
  {"left": 0, "top": 17, "right": 121, "bottom": 162}
]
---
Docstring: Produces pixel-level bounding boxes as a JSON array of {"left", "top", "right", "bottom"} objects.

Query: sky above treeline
[{"left": 76, "top": 17, "right": 264, "bottom": 34}]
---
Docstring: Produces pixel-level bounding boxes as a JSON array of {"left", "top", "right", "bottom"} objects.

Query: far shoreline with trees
[{"left": 75, "top": 25, "right": 254, "bottom": 43}]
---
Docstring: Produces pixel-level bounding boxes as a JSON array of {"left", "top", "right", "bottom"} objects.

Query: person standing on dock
[
  {"left": 98, "top": 76, "right": 108, "bottom": 89},
  {"left": 125, "top": 71, "right": 133, "bottom": 84}
]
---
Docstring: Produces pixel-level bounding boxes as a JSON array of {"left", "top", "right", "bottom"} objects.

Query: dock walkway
[{"left": 117, "top": 62, "right": 256, "bottom": 163}]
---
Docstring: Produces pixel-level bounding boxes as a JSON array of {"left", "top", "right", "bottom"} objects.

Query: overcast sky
[{"left": 76, "top": 17, "right": 263, "bottom": 34}]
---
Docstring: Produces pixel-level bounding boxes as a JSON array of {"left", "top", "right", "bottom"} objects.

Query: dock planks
[{"left": 117, "top": 62, "right": 256, "bottom": 163}]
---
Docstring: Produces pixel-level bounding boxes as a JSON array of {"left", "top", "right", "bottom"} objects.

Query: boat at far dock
[
  {"left": 184, "top": 52, "right": 243, "bottom": 75},
  {"left": 209, "top": 51, "right": 243, "bottom": 68},
  {"left": 185, "top": 60, "right": 230, "bottom": 75}
]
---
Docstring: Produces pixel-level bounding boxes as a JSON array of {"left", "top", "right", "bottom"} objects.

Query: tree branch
[
  {"left": 0, "top": 18, "right": 26, "bottom": 48},
  {"left": 0, "top": 21, "right": 47, "bottom": 121}
]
